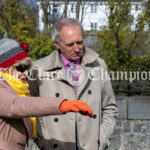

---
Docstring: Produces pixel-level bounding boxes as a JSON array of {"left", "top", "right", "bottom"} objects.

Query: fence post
[{"left": 127, "top": 84, "right": 130, "bottom": 97}]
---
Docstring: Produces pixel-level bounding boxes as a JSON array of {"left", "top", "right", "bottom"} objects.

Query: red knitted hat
[{"left": 0, "top": 38, "right": 30, "bottom": 68}]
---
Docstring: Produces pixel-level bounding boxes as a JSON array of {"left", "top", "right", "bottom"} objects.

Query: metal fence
[{"left": 112, "top": 82, "right": 150, "bottom": 97}]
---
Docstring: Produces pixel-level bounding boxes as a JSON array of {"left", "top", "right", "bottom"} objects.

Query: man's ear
[{"left": 54, "top": 41, "right": 60, "bottom": 49}]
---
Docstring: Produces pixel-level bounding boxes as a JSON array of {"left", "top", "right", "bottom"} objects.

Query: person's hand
[{"left": 60, "top": 100, "right": 93, "bottom": 117}]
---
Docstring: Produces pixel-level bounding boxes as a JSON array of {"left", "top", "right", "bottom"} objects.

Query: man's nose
[{"left": 73, "top": 43, "right": 80, "bottom": 51}]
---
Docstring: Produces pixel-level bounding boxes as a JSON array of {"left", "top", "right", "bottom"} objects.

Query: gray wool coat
[{"left": 28, "top": 47, "right": 118, "bottom": 150}]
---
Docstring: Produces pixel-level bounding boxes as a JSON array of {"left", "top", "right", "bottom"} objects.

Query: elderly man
[{"left": 29, "top": 18, "right": 118, "bottom": 150}]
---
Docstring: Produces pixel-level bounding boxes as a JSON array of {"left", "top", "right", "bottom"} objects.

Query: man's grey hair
[{"left": 51, "top": 18, "right": 84, "bottom": 43}]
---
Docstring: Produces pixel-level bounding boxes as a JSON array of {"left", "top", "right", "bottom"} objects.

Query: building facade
[{"left": 37, "top": 0, "right": 147, "bottom": 31}]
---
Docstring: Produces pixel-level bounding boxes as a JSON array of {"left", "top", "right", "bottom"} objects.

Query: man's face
[{"left": 54, "top": 25, "right": 84, "bottom": 61}]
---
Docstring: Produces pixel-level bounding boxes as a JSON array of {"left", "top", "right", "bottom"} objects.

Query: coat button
[
  {"left": 97, "top": 140, "right": 100, "bottom": 145},
  {"left": 55, "top": 93, "right": 60, "bottom": 97},
  {"left": 53, "top": 73, "right": 56, "bottom": 77},
  {"left": 90, "top": 74, "right": 94, "bottom": 78},
  {"left": 93, "top": 114, "right": 97, "bottom": 119},
  {"left": 54, "top": 118, "right": 59, "bottom": 122},
  {"left": 88, "top": 90, "right": 92, "bottom": 95},
  {"left": 53, "top": 143, "right": 58, "bottom": 148}
]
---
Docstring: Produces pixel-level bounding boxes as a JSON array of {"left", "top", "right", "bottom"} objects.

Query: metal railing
[{"left": 112, "top": 82, "right": 150, "bottom": 97}]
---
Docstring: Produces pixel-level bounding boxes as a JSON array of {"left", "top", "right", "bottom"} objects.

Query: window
[
  {"left": 91, "top": 23, "right": 97, "bottom": 30},
  {"left": 53, "top": 4, "right": 59, "bottom": 13},
  {"left": 90, "top": 4, "right": 97, "bottom": 13},
  {"left": 71, "top": 4, "right": 76, "bottom": 13}
]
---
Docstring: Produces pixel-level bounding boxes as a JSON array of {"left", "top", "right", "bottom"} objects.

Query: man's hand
[{"left": 60, "top": 100, "right": 93, "bottom": 117}]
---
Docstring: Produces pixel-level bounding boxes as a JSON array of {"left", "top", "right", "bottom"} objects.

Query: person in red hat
[{"left": 0, "top": 38, "right": 93, "bottom": 150}]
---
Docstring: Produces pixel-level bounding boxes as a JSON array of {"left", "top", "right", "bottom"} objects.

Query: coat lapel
[
  {"left": 77, "top": 48, "right": 100, "bottom": 99},
  {"left": 57, "top": 66, "right": 73, "bottom": 87},
  {"left": 77, "top": 66, "right": 92, "bottom": 99}
]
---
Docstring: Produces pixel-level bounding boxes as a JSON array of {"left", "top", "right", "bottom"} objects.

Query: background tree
[
  {"left": 80, "top": 0, "right": 91, "bottom": 23},
  {"left": 76, "top": 0, "right": 80, "bottom": 20},
  {"left": 27, "top": 34, "right": 55, "bottom": 60},
  {"left": 64, "top": 0, "right": 69, "bottom": 18},
  {"left": 97, "top": 0, "right": 150, "bottom": 73},
  {"left": 39, "top": 0, "right": 50, "bottom": 34},
  {"left": 143, "top": 0, "right": 150, "bottom": 29},
  {"left": 0, "top": 0, "right": 56, "bottom": 60},
  {"left": 0, "top": 0, "right": 34, "bottom": 40}
]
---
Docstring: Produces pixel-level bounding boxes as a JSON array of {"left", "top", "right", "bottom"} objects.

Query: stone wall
[
  {"left": 108, "top": 96, "right": 150, "bottom": 150},
  {"left": 109, "top": 119, "right": 150, "bottom": 150}
]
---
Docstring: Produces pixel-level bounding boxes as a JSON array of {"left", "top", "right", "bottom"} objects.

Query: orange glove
[{"left": 60, "top": 100, "right": 93, "bottom": 117}]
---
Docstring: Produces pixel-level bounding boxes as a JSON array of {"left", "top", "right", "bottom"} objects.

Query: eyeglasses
[
  {"left": 65, "top": 40, "right": 83, "bottom": 47},
  {"left": 15, "top": 64, "right": 30, "bottom": 73}
]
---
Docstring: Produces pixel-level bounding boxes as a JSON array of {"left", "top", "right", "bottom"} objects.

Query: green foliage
[
  {"left": 0, "top": 0, "right": 34, "bottom": 39},
  {"left": 0, "top": 0, "right": 55, "bottom": 60},
  {"left": 27, "top": 34, "right": 55, "bottom": 60},
  {"left": 97, "top": 0, "right": 150, "bottom": 73},
  {"left": 1, "top": 0, "right": 150, "bottom": 69}
]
